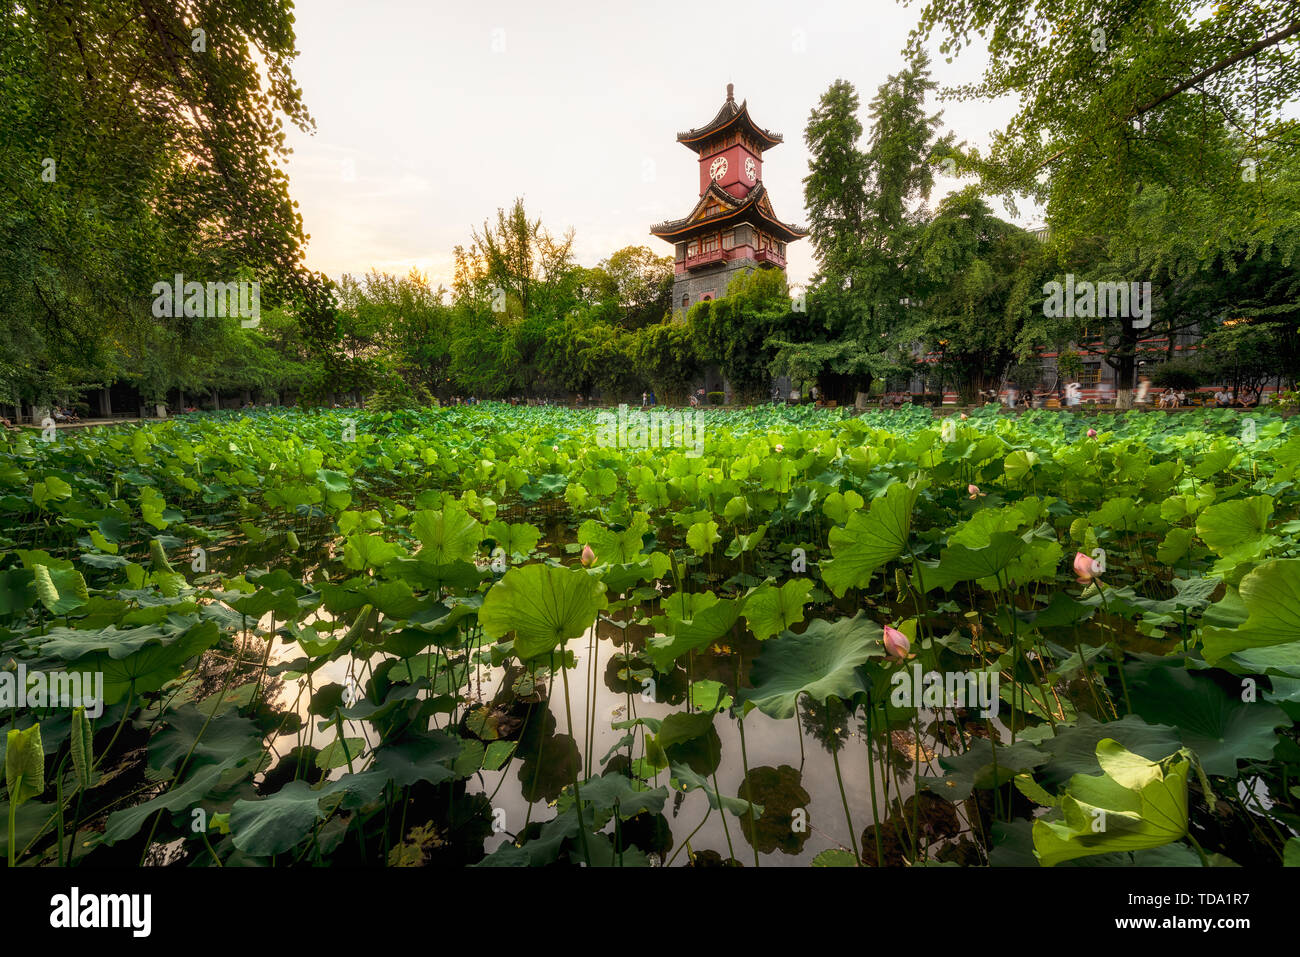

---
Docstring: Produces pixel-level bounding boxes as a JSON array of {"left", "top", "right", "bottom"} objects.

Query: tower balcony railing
[
  {"left": 683, "top": 247, "right": 725, "bottom": 269},
  {"left": 754, "top": 247, "right": 785, "bottom": 267}
]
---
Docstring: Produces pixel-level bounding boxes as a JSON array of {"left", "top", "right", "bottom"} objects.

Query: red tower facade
[{"left": 651, "top": 84, "right": 807, "bottom": 314}]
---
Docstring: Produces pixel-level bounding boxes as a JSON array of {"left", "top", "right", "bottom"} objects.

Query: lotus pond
[{"left": 2, "top": 402, "right": 1299, "bottom": 868}]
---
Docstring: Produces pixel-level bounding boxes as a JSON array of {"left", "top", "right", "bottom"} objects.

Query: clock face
[
  {"left": 709, "top": 156, "right": 728, "bottom": 181},
  {"left": 745, "top": 157, "right": 756, "bottom": 182}
]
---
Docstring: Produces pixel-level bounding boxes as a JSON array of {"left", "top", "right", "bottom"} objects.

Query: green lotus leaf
[
  {"left": 230, "top": 780, "right": 327, "bottom": 856},
  {"left": 146, "top": 705, "right": 265, "bottom": 775},
  {"left": 411, "top": 504, "right": 483, "bottom": 564},
  {"left": 822, "top": 489, "right": 864, "bottom": 525},
  {"left": 70, "top": 707, "right": 94, "bottom": 790},
  {"left": 685, "top": 520, "right": 721, "bottom": 556},
  {"left": 917, "top": 530, "right": 1027, "bottom": 593},
  {"left": 812, "top": 848, "right": 860, "bottom": 866},
  {"left": 1031, "top": 740, "right": 1190, "bottom": 867},
  {"left": 39, "top": 619, "right": 222, "bottom": 704},
  {"left": 1125, "top": 659, "right": 1286, "bottom": 776},
  {"left": 922, "top": 737, "right": 1049, "bottom": 800},
  {"left": 485, "top": 520, "right": 542, "bottom": 559},
  {"left": 102, "top": 760, "right": 241, "bottom": 846},
  {"left": 1004, "top": 449, "right": 1040, "bottom": 482},
  {"left": 655, "top": 708, "right": 718, "bottom": 751},
  {"left": 737, "top": 613, "right": 880, "bottom": 719},
  {"left": 821, "top": 481, "right": 921, "bottom": 597},
  {"left": 342, "top": 532, "right": 404, "bottom": 571},
  {"left": 670, "top": 763, "right": 763, "bottom": 818},
  {"left": 566, "top": 774, "right": 667, "bottom": 820},
  {"left": 1195, "top": 495, "right": 1275, "bottom": 556},
  {"left": 724, "top": 523, "right": 767, "bottom": 558},
  {"left": 1030, "top": 714, "right": 1183, "bottom": 790},
  {"left": 578, "top": 514, "right": 650, "bottom": 564},
  {"left": 646, "top": 594, "right": 743, "bottom": 672},
  {"left": 595, "top": 553, "right": 671, "bottom": 593},
  {"left": 742, "top": 578, "right": 814, "bottom": 641},
  {"left": 478, "top": 563, "right": 607, "bottom": 660},
  {"left": 1202, "top": 560, "right": 1300, "bottom": 663}
]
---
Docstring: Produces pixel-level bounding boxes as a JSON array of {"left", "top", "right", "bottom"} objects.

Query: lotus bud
[
  {"left": 580, "top": 544, "right": 595, "bottom": 567},
  {"left": 968, "top": 484, "right": 983, "bottom": 499},
  {"left": 883, "top": 625, "right": 910, "bottom": 660},
  {"left": 960, "top": 413, "right": 968, "bottom": 420},
  {"left": 1087, "top": 428, "right": 1097, "bottom": 438},
  {"left": 1073, "top": 550, "right": 1100, "bottom": 584},
  {"left": 774, "top": 444, "right": 784, "bottom": 453}
]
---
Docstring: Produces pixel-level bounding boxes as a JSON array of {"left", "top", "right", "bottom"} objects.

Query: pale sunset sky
[{"left": 280, "top": 0, "right": 1032, "bottom": 291}]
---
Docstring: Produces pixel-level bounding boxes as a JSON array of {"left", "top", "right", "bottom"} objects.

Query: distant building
[{"left": 651, "top": 85, "right": 806, "bottom": 315}]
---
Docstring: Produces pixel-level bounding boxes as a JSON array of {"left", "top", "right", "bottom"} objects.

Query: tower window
[
  {"left": 722, "top": 229, "right": 735, "bottom": 250},
  {"left": 682, "top": 294, "right": 690, "bottom": 308}
]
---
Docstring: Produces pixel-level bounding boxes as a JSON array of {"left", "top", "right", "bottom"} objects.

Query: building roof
[
  {"left": 650, "top": 182, "right": 807, "bottom": 243},
  {"left": 676, "top": 84, "right": 784, "bottom": 154}
]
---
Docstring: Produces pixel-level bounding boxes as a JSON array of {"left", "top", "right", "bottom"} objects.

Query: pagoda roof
[
  {"left": 676, "top": 85, "right": 784, "bottom": 153},
  {"left": 650, "top": 182, "right": 807, "bottom": 243}
]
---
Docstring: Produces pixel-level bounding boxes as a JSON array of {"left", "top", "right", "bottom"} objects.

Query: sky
[{"left": 280, "top": 0, "right": 1032, "bottom": 291}]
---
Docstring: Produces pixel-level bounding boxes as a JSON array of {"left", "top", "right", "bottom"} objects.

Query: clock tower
[{"left": 651, "top": 84, "right": 807, "bottom": 314}]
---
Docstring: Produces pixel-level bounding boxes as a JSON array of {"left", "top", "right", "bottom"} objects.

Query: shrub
[
  {"left": 367, "top": 375, "right": 432, "bottom": 411},
  {"left": 1148, "top": 359, "right": 1204, "bottom": 391},
  {"left": 707, "top": 391, "right": 725, "bottom": 406}
]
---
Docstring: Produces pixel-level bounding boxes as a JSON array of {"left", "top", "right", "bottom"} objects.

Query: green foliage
[
  {"left": 688, "top": 268, "right": 793, "bottom": 400},
  {"left": 0, "top": 0, "right": 314, "bottom": 404},
  {"left": 0, "top": 404, "right": 1296, "bottom": 867}
]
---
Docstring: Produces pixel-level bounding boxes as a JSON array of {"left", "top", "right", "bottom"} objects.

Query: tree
[
  {"left": 0, "top": 0, "right": 315, "bottom": 406},
  {"left": 461, "top": 198, "right": 577, "bottom": 320},
  {"left": 689, "top": 268, "right": 793, "bottom": 401},
  {"left": 631, "top": 321, "right": 702, "bottom": 405},
  {"left": 336, "top": 270, "right": 453, "bottom": 397},
  {"left": 576, "top": 247, "right": 674, "bottom": 330},
  {"left": 912, "top": 188, "right": 1042, "bottom": 402},
  {"left": 906, "top": 0, "right": 1300, "bottom": 245},
  {"left": 1198, "top": 322, "right": 1292, "bottom": 401},
  {"left": 803, "top": 80, "right": 870, "bottom": 284},
  {"left": 789, "top": 57, "right": 953, "bottom": 402}
]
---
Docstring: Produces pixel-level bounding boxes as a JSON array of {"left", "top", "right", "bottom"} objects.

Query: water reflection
[
  {"left": 200, "top": 533, "right": 971, "bottom": 867},
  {"left": 736, "top": 764, "right": 811, "bottom": 856}
]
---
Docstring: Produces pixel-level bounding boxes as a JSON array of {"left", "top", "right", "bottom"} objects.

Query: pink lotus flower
[
  {"left": 883, "top": 625, "right": 910, "bottom": 660},
  {"left": 580, "top": 544, "right": 596, "bottom": 567},
  {"left": 960, "top": 413, "right": 969, "bottom": 420},
  {"left": 1087, "top": 428, "right": 1097, "bottom": 438},
  {"left": 968, "top": 484, "right": 984, "bottom": 499},
  {"left": 1073, "top": 551, "right": 1101, "bottom": 584},
  {"left": 774, "top": 444, "right": 784, "bottom": 453}
]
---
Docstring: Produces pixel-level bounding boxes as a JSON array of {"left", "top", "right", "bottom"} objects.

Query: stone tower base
[{"left": 672, "top": 257, "right": 771, "bottom": 316}]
